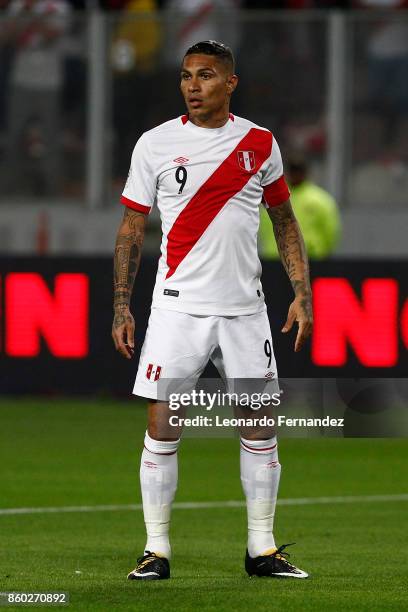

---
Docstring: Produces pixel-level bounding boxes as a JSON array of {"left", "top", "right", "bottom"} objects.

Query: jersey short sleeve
[
  {"left": 120, "top": 134, "right": 156, "bottom": 214},
  {"left": 261, "top": 135, "right": 290, "bottom": 208}
]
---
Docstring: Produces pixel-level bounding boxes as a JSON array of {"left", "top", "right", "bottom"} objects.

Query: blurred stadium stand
[{"left": 0, "top": 3, "right": 407, "bottom": 256}]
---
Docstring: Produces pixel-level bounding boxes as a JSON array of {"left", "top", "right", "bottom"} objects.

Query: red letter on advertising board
[
  {"left": 401, "top": 299, "right": 408, "bottom": 351},
  {"left": 6, "top": 273, "right": 89, "bottom": 358},
  {"left": 312, "top": 278, "right": 398, "bottom": 367}
]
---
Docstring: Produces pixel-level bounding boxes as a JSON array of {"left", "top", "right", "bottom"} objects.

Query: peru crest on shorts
[
  {"left": 146, "top": 363, "right": 162, "bottom": 381},
  {"left": 237, "top": 150, "right": 255, "bottom": 172}
]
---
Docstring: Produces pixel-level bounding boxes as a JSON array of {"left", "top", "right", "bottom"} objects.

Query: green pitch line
[
  {"left": 1, "top": 494, "right": 408, "bottom": 516},
  {"left": 0, "top": 398, "right": 407, "bottom": 611}
]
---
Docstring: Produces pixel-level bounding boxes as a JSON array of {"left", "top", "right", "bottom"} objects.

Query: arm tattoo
[
  {"left": 113, "top": 208, "right": 146, "bottom": 313},
  {"left": 267, "top": 200, "right": 312, "bottom": 301}
]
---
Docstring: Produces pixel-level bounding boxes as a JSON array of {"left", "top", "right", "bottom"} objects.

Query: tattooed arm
[
  {"left": 112, "top": 208, "right": 147, "bottom": 359},
  {"left": 267, "top": 199, "right": 313, "bottom": 352}
]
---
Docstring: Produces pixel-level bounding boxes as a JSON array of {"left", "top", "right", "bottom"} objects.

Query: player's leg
[
  {"left": 140, "top": 401, "right": 184, "bottom": 559},
  {"left": 212, "top": 311, "right": 280, "bottom": 551},
  {"left": 214, "top": 311, "right": 308, "bottom": 578},
  {"left": 128, "top": 401, "right": 183, "bottom": 580},
  {"left": 128, "top": 309, "right": 214, "bottom": 580},
  {"left": 239, "top": 421, "right": 281, "bottom": 559}
]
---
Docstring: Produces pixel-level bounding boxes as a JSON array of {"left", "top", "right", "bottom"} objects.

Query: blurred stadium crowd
[{"left": 0, "top": 0, "right": 407, "bottom": 254}]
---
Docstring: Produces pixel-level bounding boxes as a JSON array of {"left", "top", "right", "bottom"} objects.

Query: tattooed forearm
[
  {"left": 113, "top": 208, "right": 146, "bottom": 311},
  {"left": 267, "top": 200, "right": 311, "bottom": 297}
]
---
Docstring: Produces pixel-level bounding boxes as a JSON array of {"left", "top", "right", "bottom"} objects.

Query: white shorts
[{"left": 133, "top": 307, "right": 278, "bottom": 401}]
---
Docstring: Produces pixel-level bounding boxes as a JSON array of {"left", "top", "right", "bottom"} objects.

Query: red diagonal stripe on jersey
[{"left": 165, "top": 128, "right": 272, "bottom": 279}]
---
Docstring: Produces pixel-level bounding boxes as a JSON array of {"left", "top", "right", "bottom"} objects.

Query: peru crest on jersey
[{"left": 237, "top": 150, "right": 255, "bottom": 172}]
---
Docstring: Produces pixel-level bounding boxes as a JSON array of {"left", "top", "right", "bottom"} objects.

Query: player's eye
[{"left": 201, "top": 73, "right": 212, "bottom": 79}]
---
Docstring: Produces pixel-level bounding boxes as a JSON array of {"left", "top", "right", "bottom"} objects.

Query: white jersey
[{"left": 121, "top": 113, "right": 290, "bottom": 316}]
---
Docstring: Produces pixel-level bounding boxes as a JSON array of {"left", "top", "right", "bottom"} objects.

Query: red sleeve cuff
[
  {"left": 120, "top": 195, "right": 151, "bottom": 214},
  {"left": 263, "top": 175, "right": 290, "bottom": 207}
]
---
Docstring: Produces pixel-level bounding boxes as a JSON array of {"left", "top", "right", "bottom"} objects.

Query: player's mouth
[{"left": 189, "top": 98, "right": 203, "bottom": 108}]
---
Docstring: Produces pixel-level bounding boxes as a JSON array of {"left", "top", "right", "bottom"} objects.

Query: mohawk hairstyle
[{"left": 184, "top": 40, "right": 235, "bottom": 73}]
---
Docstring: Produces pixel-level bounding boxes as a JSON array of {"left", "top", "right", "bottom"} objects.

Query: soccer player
[{"left": 112, "top": 40, "right": 313, "bottom": 580}]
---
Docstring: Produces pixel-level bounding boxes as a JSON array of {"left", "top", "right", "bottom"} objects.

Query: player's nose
[{"left": 188, "top": 78, "right": 200, "bottom": 92}]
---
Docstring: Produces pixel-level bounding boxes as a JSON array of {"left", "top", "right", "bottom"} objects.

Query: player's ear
[{"left": 227, "top": 74, "right": 238, "bottom": 94}]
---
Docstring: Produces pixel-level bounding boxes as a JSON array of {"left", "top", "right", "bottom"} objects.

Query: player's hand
[
  {"left": 112, "top": 307, "right": 135, "bottom": 359},
  {"left": 281, "top": 294, "right": 313, "bottom": 352}
]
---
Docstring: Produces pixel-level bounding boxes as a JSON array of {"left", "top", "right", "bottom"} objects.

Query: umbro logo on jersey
[
  {"left": 173, "top": 156, "right": 189, "bottom": 164},
  {"left": 237, "top": 150, "right": 255, "bottom": 172},
  {"left": 164, "top": 289, "right": 179, "bottom": 297},
  {"left": 146, "top": 363, "right": 162, "bottom": 381}
]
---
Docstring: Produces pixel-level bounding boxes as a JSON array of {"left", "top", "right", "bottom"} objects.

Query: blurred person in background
[
  {"left": 2, "top": 0, "right": 70, "bottom": 196},
  {"left": 164, "top": 0, "right": 241, "bottom": 67},
  {"left": 111, "top": 0, "right": 161, "bottom": 182},
  {"left": 356, "top": 0, "right": 408, "bottom": 160},
  {"left": 259, "top": 151, "right": 341, "bottom": 259},
  {"left": 161, "top": 0, "right": 242, "bottom": 118},
  {"left": 0, "top": 0, "right": 13, "bottom": 157}
]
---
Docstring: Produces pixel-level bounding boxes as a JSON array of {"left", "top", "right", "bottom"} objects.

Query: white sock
[
  {"left": 140, "top": 431, "right": 179, "bottom": 559},
  {"left": 240, "top": 436, "right": 281, "bottom": 558}
]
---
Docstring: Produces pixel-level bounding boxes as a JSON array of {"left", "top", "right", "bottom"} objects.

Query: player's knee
[
  {"left": 147, "top": 417, "right": 181, "bottom": 442},
  {"left": 147, "top": 400, "right": 184, "bottom": 440},
  {"left": 147, "top": 426, "right": 180, "bottom": 442},
  {"left": 239, "top": 429, "right": 276, "bottom": 441}
]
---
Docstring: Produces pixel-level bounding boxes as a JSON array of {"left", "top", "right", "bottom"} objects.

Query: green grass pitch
[{"left": 0, "top": 398, "right": 407, "bottom": 611}]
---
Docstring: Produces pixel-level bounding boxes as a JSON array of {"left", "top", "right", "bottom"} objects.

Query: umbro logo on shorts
[
  {"left": 173, "top": 156, "right": 189, "bottom": 164},
  {"left": 237, "top": 150, "right": 255, "bottom": 172},
  {"left": 265, "top": 371, "right": 275, "bottom": 380},
  {"left": 146, "top": 364, "right": 162, "bottom": 381}
]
